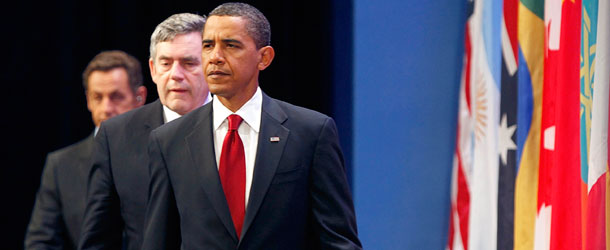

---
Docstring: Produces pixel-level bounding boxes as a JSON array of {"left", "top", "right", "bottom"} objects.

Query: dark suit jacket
[
  {"left": 25, "top": 134, "right": 94, "bottom": 250},
  {"left": 79, "top": 100, "right": 164, "bottom": 250},
  {"left": 142, "top": 93, "right": 361, "bottom": 250}
]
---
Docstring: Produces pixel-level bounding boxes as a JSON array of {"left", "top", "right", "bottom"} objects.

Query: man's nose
[
  {"left": 209, "top": 46, "right": 225, "bottom": 64},
  {"left": 170, "top": 61, "right": 185, "bottom": 81},
  {"left": 101, "top": 97, "right": 116, "bottom": 117}
]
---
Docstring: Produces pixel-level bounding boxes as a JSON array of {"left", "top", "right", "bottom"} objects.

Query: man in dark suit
[
  {"left": 78, "top": 13, "right": 210, "bottom": 250},
  {"left": 142, "top": 3, "right": 362, "bottom": 249},
  {"left": 25, "top": 50, "right": 147, "bottom": 249}
]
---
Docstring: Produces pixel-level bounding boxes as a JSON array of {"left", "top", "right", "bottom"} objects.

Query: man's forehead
[
  {"left": 155, "top": 41, "right": 202, "bottom": 59},
  {"left": 156, "top": 32, "right": 202, "bottom": 46},
  {"left": 203, "top": 17, "right": 256, "bottom": 45},
  {"left": 88, "top": 68, "right": 127, "bottom": 82},
  {"left": 157, "top": 53, "right": 199, "bottom": 59},
  {"left": 206, "top": 15, "right": 247, "bottom": 23},
  {"left": 89, "top": 78, "right": 128, "bottom": 89},
  {"left": 204, "top": 16, "right": 248, "bottom": 32},
  {"left": 88, "top": 83, "right": 124, "bottom": 93}
]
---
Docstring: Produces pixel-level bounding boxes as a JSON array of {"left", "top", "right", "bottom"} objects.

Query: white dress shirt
[
  {"left": 162, "top": 92, "right": 212, "bottom": 123},
  {"left": 213, "top": 87, "right": 262, "bottom": 208}
]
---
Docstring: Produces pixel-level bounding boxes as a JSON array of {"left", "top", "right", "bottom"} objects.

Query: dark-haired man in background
[
  {"left": 142, "top": 3, "right": 361, "bottom": 249},
  {"left": 25, "top": 50, "right": 147, "bottom": 249}
]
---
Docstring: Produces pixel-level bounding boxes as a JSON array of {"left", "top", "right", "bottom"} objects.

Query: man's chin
[
  {"left": 208, "top": 82, "right": 228, "bottom": 92},
  {"left": 208, "top": 86, "right": 231, "bottom": 98},
  {"left": 168, "top": 101, "right": 195, "bottom": 115}
]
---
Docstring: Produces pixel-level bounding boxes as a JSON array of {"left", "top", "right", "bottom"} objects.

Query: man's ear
[
  {"left": 85, "top": 90, "right": 93, "bottom": 113},
  {"left": 135, "top": 86, "right": 147, "bottom": 106},
  {"left": 258, "top": 46, "right": 275, "bottom": 70},
  {"left": 149, "top": 58, "right": 157, "bottom": 82}
]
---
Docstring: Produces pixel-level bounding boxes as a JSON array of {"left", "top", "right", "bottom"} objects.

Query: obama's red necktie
[{"left": 218, "top": 114, "right": 246, "bottom": 238}]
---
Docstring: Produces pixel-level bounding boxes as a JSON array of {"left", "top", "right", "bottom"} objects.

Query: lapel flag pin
[{"left": 270, "top": 136, "right": 280, "bottom": 142}]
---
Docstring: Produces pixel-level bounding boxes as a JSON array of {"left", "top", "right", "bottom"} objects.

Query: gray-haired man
[{"left": 78, "top": 13, "right": 210, "bottom": 250}]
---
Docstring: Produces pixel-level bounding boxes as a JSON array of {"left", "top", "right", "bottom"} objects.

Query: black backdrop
[{"left": 3, "top": 0, "right": 352, "bottom": 248}]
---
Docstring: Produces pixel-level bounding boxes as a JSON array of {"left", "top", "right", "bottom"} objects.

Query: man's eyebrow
[
  {"left": 157, "top": 55, "right": 171, "bottom": 60},
  {"left": 202, "top": 39, "right": 244, "bottom": 45},
  {"left": 181, "top": 56, "right": 199, "bottom": 62},
  {"left": 222, "top": 39, "right": 243, "bottom": 45}
]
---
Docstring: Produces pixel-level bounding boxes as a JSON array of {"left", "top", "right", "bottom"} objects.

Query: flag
[
  {"left": 448, "top": 0, "right": 502, "bottom": 248},
  {"left": 513, "top": 0, "right": 545, "bottom": 249},
  {"left": 581, "top": 0, "right": 599, "bottom": 195},
  {"left": 469, "top": 0, "right": 503, "bottom": 248},
  {"left": 586, "top": 0, "right": 610, "bottom": 248},
  {"left": 448, "top": 1, "right": 474, "bottom": 249},
  {"left": 497, "top": 0, "right": 519, "bottom": 248},
  {"left": 538, "top": 0, "right": 584, "bottom": 249}
]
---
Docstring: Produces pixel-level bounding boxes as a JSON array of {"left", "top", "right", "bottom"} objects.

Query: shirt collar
[
  {"left": 213, "top": 87, "right": 262, "bottom": 132},
  {"left": 163, "top": 105, "right": 181, "bottom": 124},
  {"left": 163, "top": 92, "right": 213, "bottom": 124}
]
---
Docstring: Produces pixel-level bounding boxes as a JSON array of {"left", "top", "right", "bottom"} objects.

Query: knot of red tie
[{"left": 227, "top": 114, "right": 243, "bottom": 131}]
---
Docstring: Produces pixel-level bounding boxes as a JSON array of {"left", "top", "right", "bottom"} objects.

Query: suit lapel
[
  {"left": 240, "top": 94, "right": 289, "bottom": 240},
  {"left": 184, "top": 104, "right": 239, "bottom": 241},
  {"left": 78, "top": 134, "right": 96, "bottom": 181}
]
